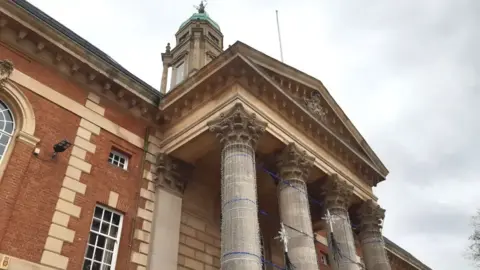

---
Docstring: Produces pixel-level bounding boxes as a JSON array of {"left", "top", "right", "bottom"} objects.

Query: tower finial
[{"left": 195, "top": 0, "right": 206, "bottom": 13}]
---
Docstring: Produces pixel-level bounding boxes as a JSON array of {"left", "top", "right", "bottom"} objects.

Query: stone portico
[
  {"left": 150, "top": 98, "right": 391, "bottom": 270},
  {"left": 146, "top": 3, "right": 392, "bottom": 269}
]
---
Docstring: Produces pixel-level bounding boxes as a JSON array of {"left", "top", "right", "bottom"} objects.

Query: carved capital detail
[
  {"left": 276, "top": 143, "right": 314, "bottom": 183},
  {"left": 0, "top": 59, "right": 14, "bottom": 86},
  {"left": 155, "top": 153, "right": 194, "bottom": 195},
  {"left": 304, "top": 91, "right": 328, "bottom": 123},
  {"left": 358, "top": 200, "right": 385, "bottom": 239},
  {"left": 322, "top": 174, "right": 354, "bottom": 211},
  {"left": 207, "top": 103, "right": 267, "bottom": 147}
]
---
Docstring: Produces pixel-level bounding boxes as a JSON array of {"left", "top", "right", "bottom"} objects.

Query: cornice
[
  {"left": 234, "top": 41, "right": 389, "bottom": 179},
  {"left": 0, "top": 2, "right": 163, "bottom": 123},
  {"left": 384, "top": 237, "right": 432, "bottom": 270},
  {"left": 158, "top": 52, "right": 382, "bottom": 186}
]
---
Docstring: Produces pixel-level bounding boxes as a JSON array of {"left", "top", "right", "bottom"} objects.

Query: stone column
[
  {"left": 208, "top": 103, "right": 267, "bottom": 270},
  {"left": 358, "top": 200, "right": 391, "bottom": 270},
  {"left": 148, "top": 154, "right": 193, "bottom": 270},
  {"left": 160, "top": 62, "right": 169, "bottom": 94},
  {"left": 323, "top": 175, "right": 360, "bottom": 270},
  {"left": 276, "top": 143, "right": 319, "bottom": 270}
]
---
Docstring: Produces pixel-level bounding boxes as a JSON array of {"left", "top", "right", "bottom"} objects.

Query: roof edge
[
  {"left": 232, "top": 40, "right": 389, "bottom": 179},
  {"left": 10, "top": 0, "right": 162, "bottom": 102},
  {"left": 384, "top": 237, "right": 432, "bottom": 270}
]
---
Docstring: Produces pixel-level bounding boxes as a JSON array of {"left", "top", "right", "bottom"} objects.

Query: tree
[{"left": 468, "top": 209, "right": 480, "bottom": 268}]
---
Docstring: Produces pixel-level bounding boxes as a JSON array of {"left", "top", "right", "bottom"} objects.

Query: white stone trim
[
  {"left": 40, "top": 95, "right": 105, "bottom": 269},
  {"left": 108, "top": 191, "right": 119, "bottom": 208},
  {"left": 0, "top": 253, "right": 56, "bottom": 270}
]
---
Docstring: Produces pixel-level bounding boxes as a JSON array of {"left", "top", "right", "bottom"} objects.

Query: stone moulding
[{"left": 155, "top": 153, "right": 194, "bottom": 195}]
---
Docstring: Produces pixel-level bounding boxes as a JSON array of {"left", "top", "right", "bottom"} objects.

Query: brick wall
[
  {"left": 0, "top": 84, "right": 80, "bottom": 263},
  {"left": 0, "top": 43, "right": 150, "bottom": 270},
  {"left": 178, "top": 211, "right": 221, "bottom": 270}
]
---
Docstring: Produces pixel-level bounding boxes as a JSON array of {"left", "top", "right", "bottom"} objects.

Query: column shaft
[
  {"left": 221, "top": 141, "right": 262, "bottom": 269},
  {"left": 277, "top": 144, "right": 319, "bottom": 270},
  {"left": 324, "top": 175, "right": 360, "bottom": 270},
  {"left": 160, "top": 63, "right": 169, "bottom": 94},
  {"left": 208, "top": 103, "right": 267, "bottom": 270},
  {"left": 358, "top": 200, "right": 391, "bottom": 270}
]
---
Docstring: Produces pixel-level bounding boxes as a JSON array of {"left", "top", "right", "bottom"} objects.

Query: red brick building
[{"left": 0, "top": 1, "right": 431, "bottom": 270}]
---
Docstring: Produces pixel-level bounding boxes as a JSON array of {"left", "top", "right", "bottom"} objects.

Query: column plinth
[
  {"left": 358, "top": 200, "right": 391, "bottom": 270},
  {"left": 323, "top": 175, "right": 360, "bottom": 270},
  {"left": 208, "top": 103, "right": 267, "bottom": 270},
  {"left": 276, "top": 143, "right": 319, "bottom": 270}
]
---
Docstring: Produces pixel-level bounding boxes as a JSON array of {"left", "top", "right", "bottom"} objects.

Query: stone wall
[{"left": 178, "top": 211, "right": 221, "bottom": 270}]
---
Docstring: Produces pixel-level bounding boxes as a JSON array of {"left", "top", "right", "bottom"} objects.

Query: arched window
[{"left": 0, "top": 100, "right": 15, "bottom": 161}]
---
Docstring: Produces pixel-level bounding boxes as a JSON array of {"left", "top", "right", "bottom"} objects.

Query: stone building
[{"left": 0, "top": 1, "right": 431, "bottom": 270}]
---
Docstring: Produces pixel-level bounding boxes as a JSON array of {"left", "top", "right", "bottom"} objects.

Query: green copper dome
[{"left": 179, "top": 7, "right": 220, "bottom": 32}]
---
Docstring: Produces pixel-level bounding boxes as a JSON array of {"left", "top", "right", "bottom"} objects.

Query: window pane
[
  {"left": 109, "top": 225, "right": 118, "bottom": 238},
  {"left": 112, "top": 214, "right": 120, "bottom": 226},
  {"left": 94, "top": 207, "right": 103, "bottom": 218},
  {"left": 3, "top": 109, "right": 12, "bottom": 122},
  {"left": 105, "top": 239, "right": 115, "bottom": 251},
  {"left": 0, "top": 134, "right": 9, "bottom": 145},
  {"left": 89, "top": 234, "right": 97, "bottom": 245},
  {"left": 103, "top": 211, "right": 112, "bottom": 223},
  {"left": 83, "top": 259, "right": 92, "bottom": 270},
  {"left": 92, "top": 219, "right": 100, "bottom": 232},
  {"left": 103, "top": 251, "right": 113, "bottom": 264},
  {"left": 100, "top": 222, "right": 109, "bottom": 235},
  {"left": 86, "top": 245, "right": 94, "bottom": 258},
  {"left": 0, "top": 145, "right": 5, "bottom": 157},
  {"left": 97, "top": 235, "right": 106, "bottom": 248},
  {"left": 94, "top": 248, "right": 104, "bottom": 261},
  {"left": 92, "top": 262, "right": 101, "bottom": 270},
  {"left": 4, "top": 121, "right": 13, "bottom": 134}
]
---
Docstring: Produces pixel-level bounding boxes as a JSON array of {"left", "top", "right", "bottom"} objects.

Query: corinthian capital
[
  {"left": 207, "top": 103, "right": 267, "bottom": 147},
  {"left": 358, "top": 200, "right": 385, "bottom": 235},
  {"left": 276, "top": 143, "right": 314, "bottom": 182},
  {"left": 0, "top": 59, "right": 13, "bottom": 86},
  {"left": 155, "top": 153, "right": 194, "bottom": 195},
  {"left": 322, "top": 174, "right": 354, "bottom": 211}
]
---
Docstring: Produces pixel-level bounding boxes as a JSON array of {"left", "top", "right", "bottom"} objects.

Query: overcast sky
[{"left": 26, "top": 0, "right": 479, "bottom": 269}]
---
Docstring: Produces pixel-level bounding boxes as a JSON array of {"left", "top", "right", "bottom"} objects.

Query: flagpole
[{"left": 276, "top": 10, "right": 284, "bottom": 62}]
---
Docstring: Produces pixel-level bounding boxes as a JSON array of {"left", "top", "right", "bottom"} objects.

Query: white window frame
[
  {"left": 0, "top": 100, "right": 15, "bottom": 163},
  {"left": 320, "top": 253, "right": 328, "bottom": 265},
  {"left": 82, "top": 205, "right": 124, "bottom": 270},
  {"left": 108, "top": 149, "right": 129, "bottom": 170}
]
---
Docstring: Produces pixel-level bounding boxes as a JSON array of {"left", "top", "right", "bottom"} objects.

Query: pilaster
[
  {"left": 208, "top": 103, "right": 267, "bottom": 270},
  {"left": 276, "top": 143, "right": 319, "bottom": 270},
  {"left": 357, "top": 200, "right": 391, "bottom": 270},
  {"left": 147, "top": 153, "right": 193, "bottom": 270},
  {"left": 130, "top": 133, "right": 162, "bottom": 270}
]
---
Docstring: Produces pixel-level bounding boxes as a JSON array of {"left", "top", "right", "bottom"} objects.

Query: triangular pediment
[
  {"left": 233, "top": 42, "right": 388, "bottom": 180},
  {"left": 160, "top": 41, "right": 388, "bottom": 185}
]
